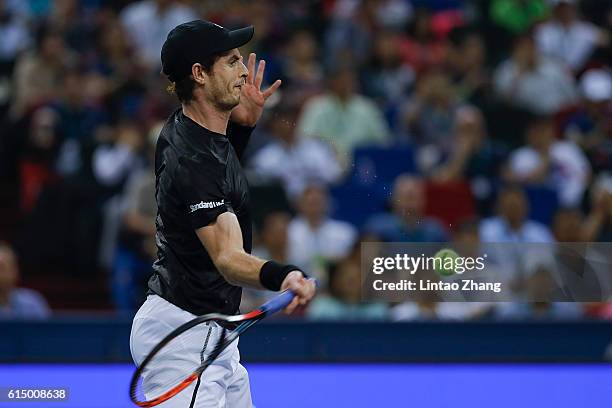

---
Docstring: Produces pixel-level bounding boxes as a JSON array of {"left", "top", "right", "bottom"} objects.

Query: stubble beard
[
  {"left": 209, "top": 80, "right": 240, "bottom": 112},
  {"left": 215, "top": 93, "right": 240, "bottom": 112}
]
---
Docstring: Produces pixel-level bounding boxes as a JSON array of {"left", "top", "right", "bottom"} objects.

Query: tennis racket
[{"left": 129, "top": 288, "right": 302, "bottom": 407}]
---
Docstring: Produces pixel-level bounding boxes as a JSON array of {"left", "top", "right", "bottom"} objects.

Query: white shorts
[{"left": 130, "top": 295, "right": 253, "bottom": 408}]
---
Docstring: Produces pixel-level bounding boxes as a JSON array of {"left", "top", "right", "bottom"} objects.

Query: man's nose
[{"left": 240, "top": 61, "right": 248, "bottom": 78}]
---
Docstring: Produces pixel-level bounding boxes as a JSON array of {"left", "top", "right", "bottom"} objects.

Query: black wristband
[{"left": 259, "top": 260, "right": 303, "bottom": 292}]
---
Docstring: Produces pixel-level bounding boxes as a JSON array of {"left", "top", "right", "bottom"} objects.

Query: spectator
[
  {"left": 307, "top": 258, "right": 389, "bottom": 321},
  {"left": 287, "top": 185, "right": 357, "bottom": 283},
  {"left": 564, "top": 69, "right": 612, "bottom": 173},
  {"left": 280, "top": 29, "right": 324, "bottom": 99},
  {"left": 364, "top": 175, "right": 448, "bottom": 242},
  {"left": 19, "top": 106, "right": 62, "bottom": 213},
  {"left": 110, "top": 124, "right": 158, "bottom": 312},
  {"left": 445, "top": 27, "right": 490, "bottom": 107},
  {"left": 506, "top": 114, "right": 590, "bottom": 207},
  {"left": 0, "top": 243, "right": 50, "bottom": 319},
  {"left": 250, "top": 103, "right": 343, "bottom": 198},
  {"left": 535, "top": 0, "right": 608, "bottom": 72},
  {"left": 361, "top": 31, "right": 415, "bottom": 108},
  {"left": 236, "top": 0, "right": 285, "bottom": 60},
  {"left": 324, "top": 0, "right": 382, "bottom": 67},
  {"left": 398, "top": 7, "right": 447, "bottom": 74},
  {"left": 54, "top": 68, "right": 108, "bottom": 177},
  {"left": 480, "top": 185, "right": 557, "bottom": 292},
  {"left": 296, "top": 65, "right": 390, "bottom": 166},
  {"left": 92, "top": 120, "right": 147, "bottom": 191},
  {"left": 92, "top": 13, "right": 138, "bottom": 80},
  {"left": 10, "top": 25, "right": 74, "bottom": 118},
  {"left": 493, "top": 33, "right": 577, "bottom": 114},
  {"left": 244, "top": 211, "right": 292, "bottom": 311},
  {"left": 493, "top": 266, "right": 584, "bottom": 320},
  {"left": 551, "top": 205, "right": 610, "bottom": 302},
  {"left": 479, "top": 185, "right": 555, "bottom": 299},
  {"left": 253, "top": 211, "right": 291, "bottom": 263},
  {"left": 430, "top": 106, "right": 507, "bottom": 214},
  {"left": 582, "top": 175, "right": 612, "bottom": 242},
  {"left": 480, "top": 185, "right": 554, "bottom": 243},
  {"left": 0, "top": 0, "right": 31, "bottom": 67},
  {"left": 392, "top": 219, "right": 494, "bottom": 321},
  {"left": 400, "top": 69, "right": 460, "bottom": 149},
  {"left": 120, "top": 0, "right": 198, "bottom": 69},
  {"left": 552, "top": 207, "right": 585, "bottom": 242}
]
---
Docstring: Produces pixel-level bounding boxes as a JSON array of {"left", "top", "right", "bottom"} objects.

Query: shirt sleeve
[
  {"left": 227, "top": 121, "right": 255, "bottom": 161},
  {"left": 175, "top": 156, "right": 231, "bottom": 230}
]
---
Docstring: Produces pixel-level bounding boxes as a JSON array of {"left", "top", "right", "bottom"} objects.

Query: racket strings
[
  {"left": 131, "top": 312, "right": 267, "bottom": 407},
  {"left": 198, "top": 317, "right": 262, "bottom": 373},
  {"left": 134, "top": 318, "right": 220, "bottom": 404}
]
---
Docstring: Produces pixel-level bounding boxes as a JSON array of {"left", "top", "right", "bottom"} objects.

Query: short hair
[
  {"left": 497, "top": 183, "right": 526, "bottom": 202},
  {"left": 525, "top": 113, "right": 553, "bottom": 130},
  {"left": 453, "top": 217, "right": 480, "bottom": 236},
  {"left": 166, "top": 49, "right": 231, "bottom": 103}
]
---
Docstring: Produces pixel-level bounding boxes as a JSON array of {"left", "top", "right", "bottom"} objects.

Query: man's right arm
[
  {"left": 196, "top": 212, "right": 315, "bottom": 313},
  {"left": 196, "top": 212, "right": 265, "bottom": 288}
]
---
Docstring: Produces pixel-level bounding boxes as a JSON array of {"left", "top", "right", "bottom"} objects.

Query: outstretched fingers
[
  {"left": 262, "top": 79, "right": 282, "bottom": 99},
  {"left": 254, "top": 60, "right": 265, "bottom": 89},
  {"left": 247, "top": 53, "right": 256, "bottom": 84}
]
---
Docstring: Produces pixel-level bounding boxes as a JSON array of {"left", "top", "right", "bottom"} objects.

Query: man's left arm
[{"left": 227, "top": 121, "right": 254, "bottom": 161}]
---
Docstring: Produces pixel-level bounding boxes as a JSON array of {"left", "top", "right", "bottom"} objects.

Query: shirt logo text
[{"left": 189, "top": 199, "right": 225, "bottom": 213}]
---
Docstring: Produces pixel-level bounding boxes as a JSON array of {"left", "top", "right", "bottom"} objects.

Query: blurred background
[{"left": 1, "top": 0, "right": 612, "bottom": 406}]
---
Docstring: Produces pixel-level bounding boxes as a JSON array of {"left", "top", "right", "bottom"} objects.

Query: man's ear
[{"left": 192, "top": 63, "right": 208, "bottom": 86}]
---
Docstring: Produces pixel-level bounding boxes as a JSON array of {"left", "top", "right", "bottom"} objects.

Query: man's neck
[
  {"left": 0, "top": 291, "right": 9, "bottom": 306},
  {"left": 305, "top": 216, "right": 324, "bottom": 230},
  {"left": 505, "top": 218, "right": 524, "bottom": 232},
  {"left": 332, "top": 93, "right": 352, "bottom": 105},
  {"left": 400, "top": 212, "right": 421, "bottom": 228},
  {"left": 280, "top": 136, "right": 297, "bottom": 148},
  {"left": 183, "top": 101, "right": 231, "bottom": 135}
]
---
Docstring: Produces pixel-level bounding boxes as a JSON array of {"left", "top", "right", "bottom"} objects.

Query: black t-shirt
[{"left": 148, "top": 108, "right": 254, "bottom": 316}]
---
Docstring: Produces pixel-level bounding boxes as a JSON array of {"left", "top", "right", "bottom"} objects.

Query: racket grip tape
[
  {"left": 259, "top": 279, "right": 318, "bottom": 314},
  {"left": 260, "top": 290, "right": 295, "bottom": 314}
]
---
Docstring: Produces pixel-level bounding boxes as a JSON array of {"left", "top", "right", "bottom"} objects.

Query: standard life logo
[{"left": 189, "top": 199, "right": 225, "bottom": 213}]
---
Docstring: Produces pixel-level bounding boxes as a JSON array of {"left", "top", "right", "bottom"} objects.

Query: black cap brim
[{"left": 224, "top": 26, "right": 254, "bottom": 51}]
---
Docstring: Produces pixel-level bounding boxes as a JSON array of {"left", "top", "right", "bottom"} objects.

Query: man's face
[
  {"left": 553, "top": 210, "right": 583, "bottom": 242},
  {"left": 554, "top": 3, "right": 575, "bottom": 25},
  {"left": 392, "top": 178, "right": 425, "bottom": 219},
  {"left": 527, "top": 120, "right": 554, "bottom": 151},
  {"left": 330, "top": 69, "right": 356, "bottom": 100},
  {"left": 298, "top": 186, "right": 328, "bottom": 222},
  {"left": 331, "top": 261, "right": 361, "bottom": 304},
  {"left": 0, "top": 247, "right": 18, "bottom": 294},
  {"left": 205, "top": 49, "right": 248, "bottom": 111},
  {"left": 513, "top": 37, "right": 536, "bottom": 68},
  {"left": 262, "top": 212, "right": 290, "bottom": 251},
  {"left": 499, "top": 190, "right": 528, "bottom": 226}
]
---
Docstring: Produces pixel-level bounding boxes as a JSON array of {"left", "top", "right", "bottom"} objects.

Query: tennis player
[{"left": 130, "top": 20, "right": 316, "bottom": 407}]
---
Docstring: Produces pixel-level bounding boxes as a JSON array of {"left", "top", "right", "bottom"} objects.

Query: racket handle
[
  {"left": 260, "top": 290, "right": 295, "bottom": 314},
  {"left": 260, "top": 279, "right": 318, "bottom": 314}
]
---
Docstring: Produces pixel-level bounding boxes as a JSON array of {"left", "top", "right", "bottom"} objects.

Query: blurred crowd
[{"left": 1, "top": 0, "right": 612, "bottom": 321}]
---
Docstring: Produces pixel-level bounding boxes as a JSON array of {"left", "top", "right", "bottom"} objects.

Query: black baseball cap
[{"left": 161, "top": 20, "right": 254, "bottom": 82}]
